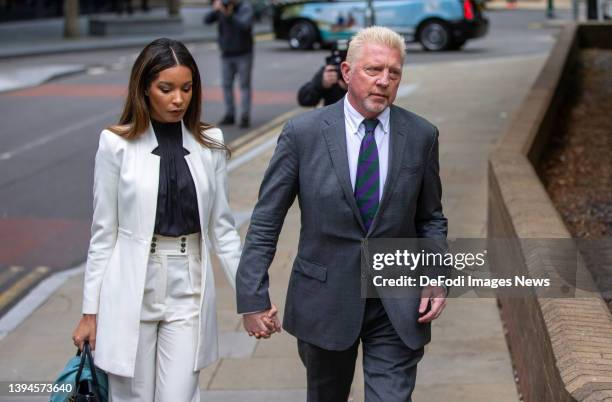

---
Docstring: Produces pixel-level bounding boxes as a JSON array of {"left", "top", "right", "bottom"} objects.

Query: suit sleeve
[
  {"left": 82, "top": 131, "right": 120, "bottom": 314},
  {"left": 415, "top": 127, "right": 447, "bottom": 238},
  {"left": 236, "top": 120, "right": 299, "bottom": 313},
  {"left": 415, "top": 127, "right": 451, "bottom": 285},
  {"left": 208, "top": 140, "right": 242, "bottom": 291}
]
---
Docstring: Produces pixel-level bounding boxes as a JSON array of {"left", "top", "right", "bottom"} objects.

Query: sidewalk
[{"left": 0, "top": 52, "right": 549, "bottom": 401}]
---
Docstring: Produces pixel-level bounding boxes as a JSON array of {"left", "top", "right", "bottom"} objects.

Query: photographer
[
  {"left": 205, "top": 0, "right": 254, "bottom": 128},
  {"left": 297, "top": 48, "right": 348, "bottom": 107}
]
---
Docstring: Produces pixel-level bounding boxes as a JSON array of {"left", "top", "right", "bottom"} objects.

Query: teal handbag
[{"left": 50, "top": 342, "right": 108, "bottom": 402}]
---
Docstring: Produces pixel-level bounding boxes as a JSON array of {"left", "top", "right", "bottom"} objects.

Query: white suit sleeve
[
  {"left": 82, "top": 131, "right": 120, "bottom": 314},
  {"left": 207, "top": 132, "right": 242, "bottom": 291}
]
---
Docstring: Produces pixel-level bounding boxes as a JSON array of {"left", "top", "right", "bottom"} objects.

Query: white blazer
[{"left": 82, "top": 122, "right": 241, "bottom": 377}]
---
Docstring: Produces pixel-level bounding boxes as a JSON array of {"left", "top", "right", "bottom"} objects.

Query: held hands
[
  {"left": 243, "top": 303, "right": 282, "bottom": 339},
  {"left": 72, "top": 314, "right": 97, "bottom": 351},
  {"left": 417, "top": 285, "right": 447, "bottom": 324}
]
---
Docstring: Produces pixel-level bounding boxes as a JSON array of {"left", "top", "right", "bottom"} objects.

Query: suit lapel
[
  {"left": 138, "top": 124, "right": 160, "bottom": 237},
  {"left": 368, "top": 106, "right": 408, "bottom": 235},
  {"left": 321, "top": 103, "right": 367, "bottom": 232},
  {"left": 182, "top": 122, "right": 211, "bottom": 235}
]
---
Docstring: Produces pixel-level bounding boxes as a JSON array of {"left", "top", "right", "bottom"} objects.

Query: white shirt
[{"left": 344, "top": 95, "right": 390, "bottom": 202}]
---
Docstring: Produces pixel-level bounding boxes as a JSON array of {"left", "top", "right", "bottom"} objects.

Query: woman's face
[{"left": 147, "top": 65, "right": 193, "bottom": 123}]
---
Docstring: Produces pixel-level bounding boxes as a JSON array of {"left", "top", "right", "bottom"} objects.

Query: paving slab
[
  {"left": 218, "top": 331, "right": 258, "bottom": 359},
  {"left": 209, "top": 357, "right": 306, "bottom": 390},
  {"left": 200, "top": 389, "right": 306, "bottom": 401}
]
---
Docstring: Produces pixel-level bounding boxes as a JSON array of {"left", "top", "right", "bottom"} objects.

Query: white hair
[{"left": 346, "top": 26, "right": 406, "bottom": 64}]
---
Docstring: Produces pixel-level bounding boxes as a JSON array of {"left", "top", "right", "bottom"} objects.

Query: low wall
[
  {"left": 488, "top": 23, "right": 612, "bottom": 402},
  {"left": 89, "top": 15, "right": 184, "bottom": 37}
]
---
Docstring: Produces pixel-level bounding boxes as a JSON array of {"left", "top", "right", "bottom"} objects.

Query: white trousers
[{"left": 109, "top": 233, "right": 202, "bottom": 402}]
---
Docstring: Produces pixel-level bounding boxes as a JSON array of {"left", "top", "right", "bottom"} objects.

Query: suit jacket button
[{"left": 181, "top": 248, "right": 186, "bottom": 253}]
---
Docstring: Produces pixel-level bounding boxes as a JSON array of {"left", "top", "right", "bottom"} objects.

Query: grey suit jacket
[{"left": 236, "top": 100, "right": 448, "bottom": 350}]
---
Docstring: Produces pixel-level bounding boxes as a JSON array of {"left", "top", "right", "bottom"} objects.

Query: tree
[
  {"left": 64, "top": 0, "right": 80, "bottom": 38},
  {"left": 586, "top": 0, "right": 598, "bottom": 19},
  {"left": 168, "top": 0, "right": 180, "bottom": 16}
]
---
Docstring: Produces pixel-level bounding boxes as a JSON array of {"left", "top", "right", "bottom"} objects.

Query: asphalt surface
[{"left": 0, "top": 8, "right": 571, "bottom": 317}]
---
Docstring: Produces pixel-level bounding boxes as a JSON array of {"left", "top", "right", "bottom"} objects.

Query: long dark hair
[{"left": 108, "top": 38, "right": 229, "bottom": 156}]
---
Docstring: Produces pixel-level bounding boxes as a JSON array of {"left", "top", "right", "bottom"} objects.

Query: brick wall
[{"left": 487, "top": 24, "right": 612, "bottom": 402}]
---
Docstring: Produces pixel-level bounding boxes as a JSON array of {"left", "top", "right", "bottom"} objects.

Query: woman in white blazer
[{"left": 71, "top": 38, "right": 278, "bottom": 401}]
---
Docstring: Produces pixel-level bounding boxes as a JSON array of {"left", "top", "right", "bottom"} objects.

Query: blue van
[{"left": 272, "top": 0, "right": 489, "bottom": 51}]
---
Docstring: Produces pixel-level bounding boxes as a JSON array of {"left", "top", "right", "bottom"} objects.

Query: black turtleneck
[{"left": 151, "top": 119, "right": 201, "bottom": 237}]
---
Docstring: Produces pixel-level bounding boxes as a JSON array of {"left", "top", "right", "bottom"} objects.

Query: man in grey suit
[{"left": 237, "top": 26, "right": 448, "bottom": 401}]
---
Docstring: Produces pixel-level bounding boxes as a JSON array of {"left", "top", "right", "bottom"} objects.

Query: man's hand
[
  {"left": 417, "top": 286, "right": 447, "bottom": 323},
  {"left": 213, "top": 0, "right": 233, "bottom": 14},
  {"left": 321, "top": 65, "right": 340, "bottom": 89},
  {"left": 243, "top": 303, "right": 282, "bottom": 339},
  {"left": 212, "top": 0, "right": 224, "bottom": 11}
]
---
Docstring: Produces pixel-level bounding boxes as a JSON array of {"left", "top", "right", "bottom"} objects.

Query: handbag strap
[
  {"left": 83, "top": 343, "right": 103, "bottom": 401},
  {"left": 73, "top": 344, "right": 88, "bottom": 386},
  {"left": 73, "top": 342, "right": 103, "bottom": 401}
]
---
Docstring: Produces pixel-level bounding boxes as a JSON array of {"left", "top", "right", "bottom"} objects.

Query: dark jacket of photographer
[
  {"left": 204, "top": 0, "right": 254, "bottom": 57},
  {"left": 297, "top": 66, "right": 347, "bottom": 107}
]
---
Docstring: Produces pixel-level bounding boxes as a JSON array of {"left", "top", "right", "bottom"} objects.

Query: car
[{"left": 271, "top": 0, "right": 489, "bottom": 51}]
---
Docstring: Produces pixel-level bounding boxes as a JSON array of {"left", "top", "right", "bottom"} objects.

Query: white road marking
[
  {"left": 0, "top": 109, "right": 118, "bottom": 161},
  {"left": 87, "top": 66, "right": 107, "bottom": 75}
]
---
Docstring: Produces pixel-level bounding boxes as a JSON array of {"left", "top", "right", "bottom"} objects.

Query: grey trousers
[
  {"left": 297, "top": 298, "right": 424, "bottom": 402},
  {"left": 221, "top": 53, "right": 253, "bottom": 118}
]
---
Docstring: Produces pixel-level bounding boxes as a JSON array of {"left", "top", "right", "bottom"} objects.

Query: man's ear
[{"left": 340, "top": 61, "right": 351, "bottom": 84}]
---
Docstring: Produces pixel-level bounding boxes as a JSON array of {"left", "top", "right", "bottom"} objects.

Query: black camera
[
  {"left": 324, "top": 40, "right": 348, "bottom": 81},
  {"left": 325, "top": 40, "right": 348, "bottom": 68}
]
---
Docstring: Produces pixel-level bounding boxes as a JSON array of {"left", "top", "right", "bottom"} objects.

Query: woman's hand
[{"left": 72, "top": 314, "right": 97, "bottom": 351}]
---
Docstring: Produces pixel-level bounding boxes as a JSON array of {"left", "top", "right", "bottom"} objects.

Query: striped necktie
[{"left": 355, "top": 118, "right": 380, "bottom": 231}]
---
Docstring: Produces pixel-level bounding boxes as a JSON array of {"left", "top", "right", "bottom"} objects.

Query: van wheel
[
  {"left": 288, "top": 20, "right": 318, "bottom": 50},
  {"left": 419, "top": 20, "right": 451, "bottom": 51}
]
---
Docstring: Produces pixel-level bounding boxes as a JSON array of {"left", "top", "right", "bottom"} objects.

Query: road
[{"left": 0, "top": 8, "right": 569, "bottom": 317}]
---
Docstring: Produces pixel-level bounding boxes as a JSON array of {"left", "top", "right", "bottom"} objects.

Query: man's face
[{"left": 341, "top": 43, "right": 403, "bottom": 118}]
